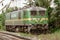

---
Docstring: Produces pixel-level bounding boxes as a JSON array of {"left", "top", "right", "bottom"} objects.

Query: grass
[
  {"left": 38, "top": 29, "right": 60, "bottom": 40},
  {"left": 19, "top": 32, "right": 33, "bottom": 37},
  {"left": 0, "top": 26, "right": 6, "bottom": 31},
  {"left": 19, "top": 29, "right": 60, "bottom": 40}
]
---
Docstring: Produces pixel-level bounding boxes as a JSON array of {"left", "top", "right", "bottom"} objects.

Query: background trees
[
  {"left": 54, "top": 0, "right": 60, "bottom": 27},
  {"left": 35, "top": 0, "right": 52, "bottom": 8}
]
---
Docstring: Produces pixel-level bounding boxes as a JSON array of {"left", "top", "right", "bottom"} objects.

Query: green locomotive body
[{"left": 5, "top": 6, "right": 48, "bottom": 33}]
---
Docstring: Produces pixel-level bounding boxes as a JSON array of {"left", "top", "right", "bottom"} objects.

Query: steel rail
[{"left": 0, "top": 32, "right": 31, "bottom": 40}]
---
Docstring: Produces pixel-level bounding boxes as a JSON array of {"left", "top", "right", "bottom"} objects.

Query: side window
[
  {"left": 6, "top": 13, "right": 11, "bottom": 20},
  {"left": 11, "top": 11, "right": 18, "bottom": 19},
  {"left": 39, "top": 11, "right": 45, "bottom": 16},
  {"left": 31, "top": 11, "right": 37, "bottom": 16}
]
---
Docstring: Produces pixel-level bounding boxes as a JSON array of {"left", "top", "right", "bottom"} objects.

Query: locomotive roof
[
  {"left": 22, "top": 6, "right": 47, "bottom": 11},
  {"left": 6, "top": 6, "right": 47, "bottom": 14}
]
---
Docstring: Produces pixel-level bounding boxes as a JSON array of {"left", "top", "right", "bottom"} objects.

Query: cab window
[
  {"left": 39, "top": 11, "right": 45, "bottom": 16},
  {"left": 31, "top": 11, "right": 37, "bottom": 16}
]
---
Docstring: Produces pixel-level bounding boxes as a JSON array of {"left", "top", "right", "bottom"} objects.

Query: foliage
[
  {"left": 6, "top": 8, "right": 14, "bottom": 13},
  {"left": 5, "top": 7, "right": 18, "bottom": 13},
  {"left": 35, "top": 0, "right": 51, "bottom": 8},
  {"left": 54, "top": 0, "right": 60, "bottom": 27},
  {"left": 0, "top": 13, "right": 5, "bottom": 30},
  {"left": 26, "top": 0, "right": 51, "bottom": 8},
  {"left": 48, "top": 0, "right": 60, "bottom": 32}
]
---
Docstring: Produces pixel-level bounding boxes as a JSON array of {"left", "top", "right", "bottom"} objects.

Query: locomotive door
[{"left": 23, "top": 10, "right": 31, "bottom": 24}]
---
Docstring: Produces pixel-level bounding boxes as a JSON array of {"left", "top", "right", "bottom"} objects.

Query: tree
[
  {"left": 35, "top": 0, "right": 52, "bottom": 8},
  {"left": 48, "top": 0, "right": 60, "bottom": 32},
  {"left": 0, "top": 13, "right": 5, "bottom": 30},
  {"left": 54, "top": 0, "right": 60, "bottom": 27}
]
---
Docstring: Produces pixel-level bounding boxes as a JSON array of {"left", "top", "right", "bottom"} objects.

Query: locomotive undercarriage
[{"left": 6, "top": 24, "right": 49, "bottom": 34}]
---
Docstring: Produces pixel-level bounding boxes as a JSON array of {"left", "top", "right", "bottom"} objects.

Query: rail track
[{"left": 0, "top": 32, "right": 31, "bottom": 40}]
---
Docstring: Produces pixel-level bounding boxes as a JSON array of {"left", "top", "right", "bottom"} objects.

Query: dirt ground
[{"left": 0, "top": 30, "right": 60, "bottom": 40}]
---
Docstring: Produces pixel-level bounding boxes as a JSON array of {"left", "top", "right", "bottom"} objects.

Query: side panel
[
  {"left": 5, "top": 19, "right": 23, "bottom": 25},
  {"left": 5, "top": 11, "right": 23, "bottom": 25}
]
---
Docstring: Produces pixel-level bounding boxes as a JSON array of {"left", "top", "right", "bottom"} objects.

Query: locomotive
[{"left": 5, "top": 6, "right": 48, "bottom": 33}]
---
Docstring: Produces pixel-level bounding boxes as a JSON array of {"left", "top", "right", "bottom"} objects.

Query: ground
[
  {"left": 38, "top": 32, "right": 60, "bottom": 40},
  {"left": 19, "top": 30, "right": 60, "bottom": 40},
  {"left": 0, "top": 29, "right": 60, "bottom": 40}
]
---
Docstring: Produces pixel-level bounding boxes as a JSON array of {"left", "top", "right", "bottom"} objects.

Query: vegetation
[
  {"left": 49, "top": 0, "right": 60, "bottom": 32},
  {"left": 35, "top": 0, "right": 51, "bottom": 8},
  {"left": 38, "top": 29, "right": 60, "bottom": 40},
  {"left": 0, "top": 13, "right": 5, "bottom": 30},
  {"left": 18, "top": 29, "right": 60, "bottom": 40}
]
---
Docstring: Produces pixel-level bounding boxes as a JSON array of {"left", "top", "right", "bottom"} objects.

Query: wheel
[{"left": 15, "top": 27, "right": 19, "bottom": 32}]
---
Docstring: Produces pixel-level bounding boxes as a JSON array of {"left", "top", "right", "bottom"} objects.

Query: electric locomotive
[{"left": 5, "top": 6, "right": 48, "bottom": 33}]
